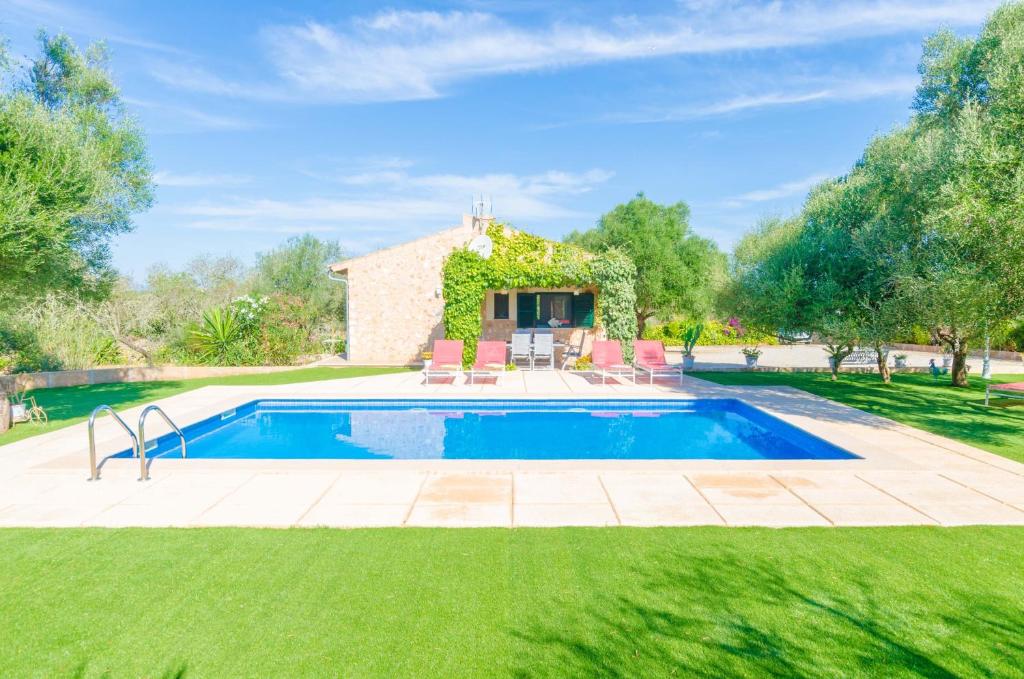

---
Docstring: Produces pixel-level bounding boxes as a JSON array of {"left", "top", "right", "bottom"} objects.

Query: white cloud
[
  {"left": 152, "top": 1, "right": 997, "bottom": 103},
  {"left": 4, "top": 0, "right": 187, "bottom": 55},
  {"left": 153, "top": 171, "right": 253, "bottom": 188},
  {"left": 124, "top": 98, "right": 258, "bottom": 132},
  {"left": 600, "top": 75, "right": 920, "bottom": 123},
  {"left": 723, "top": 172, "right": 834, "bottom": 207},
  {"left": 172, "top": 165, "right": 614, "bottom": 251},
  {"left": 183, "top": 220, "right": 337, "bottom": 234}
]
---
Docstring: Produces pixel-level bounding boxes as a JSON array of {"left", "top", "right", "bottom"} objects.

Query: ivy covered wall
[{"left": 442, "top": 224, "right": 638, "bottom": 364}]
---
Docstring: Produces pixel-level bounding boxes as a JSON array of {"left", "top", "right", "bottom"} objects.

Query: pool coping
[{"left": 1, "top": 371, "right": 1023, "bottom": 528}]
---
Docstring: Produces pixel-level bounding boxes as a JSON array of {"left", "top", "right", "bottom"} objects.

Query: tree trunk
[
  {"left": 0, "top": 386, "right": 10, "bottom": 434},
  {"left": 115, "top": 337, "right": 154, "bottom": 367},
  {"left": 951, "top": 346, "right": 969, "bottom": 387},
  {"left": 825, "top": 343, "right": 854, "bottom": 381},
  {"left": 635, "top": 312, "right": 648, "bottom": 338},
  {"left": 873, "top": 343, "right": 891, "bottom": 384},
  {"left": 935, "top": 327, "right": 970, "bottom": 388}
]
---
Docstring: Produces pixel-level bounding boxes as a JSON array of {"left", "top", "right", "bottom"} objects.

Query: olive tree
[
  {"left": 566, "top": 193, "right": 723, "bottom": 335},
  {"left": 0, "top": 32, "right": 151, "bottom": 431}
]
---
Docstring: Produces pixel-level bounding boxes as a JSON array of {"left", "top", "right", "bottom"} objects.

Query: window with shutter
[
  {"left": 516, "top": 293, "right": 537, "bottom": 328},
  {"left": 493, "top": 293, "right": 509, "bottom": 320},
  {"left": 572, "top": 292, "right": 595, "bottom": 328}
]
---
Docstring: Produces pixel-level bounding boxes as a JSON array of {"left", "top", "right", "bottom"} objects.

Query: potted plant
[
  {"left": 681, "top": 323, "right": 703, "bottom": 370},
  {"left": 421, "top": 350, "right": 433, "bottom": 369},
  {"left": 893, "top": 353, "right": 908, "bottom": 369},
  {"left": 941, "top": 350, "right": 952, "bottom": 369},
  {"left": 741, "top": 346, "right": 762, "bottom": 369}
]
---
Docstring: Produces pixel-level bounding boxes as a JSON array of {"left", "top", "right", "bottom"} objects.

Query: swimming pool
[{"left": 120, "top": 399, "right": 858, "bottom": 461}]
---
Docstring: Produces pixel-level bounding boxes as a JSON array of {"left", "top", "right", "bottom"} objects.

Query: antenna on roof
[
  {"left": 471, "top": 195, "right": 494, "bottom": 217},
  {"left": 471, "top": 194, "right": 493, "bottom": 232}
]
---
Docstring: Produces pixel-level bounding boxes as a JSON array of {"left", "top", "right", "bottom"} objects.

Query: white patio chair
[
  {"left": 532, "top": 332, "right": 555, "bottom": 370},
  {"left": 510, "top": 331, "right": 533, "bottom": 370}
]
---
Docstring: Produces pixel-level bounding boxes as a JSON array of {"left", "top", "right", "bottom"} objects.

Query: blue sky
[{"left": 0, "top": 0, "right": 1001, "bottom": 279}]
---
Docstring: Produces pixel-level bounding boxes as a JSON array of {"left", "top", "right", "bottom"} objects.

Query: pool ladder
[{"left": 87, "top": 404, "right": 187, "bottom": 481}]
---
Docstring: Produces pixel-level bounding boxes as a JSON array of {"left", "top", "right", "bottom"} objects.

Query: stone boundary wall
[
  {"left": 0, "top": 365, "right": 303, "bottom": 392},
  {"left": 888, "top": 343, "right": 1022, "bottom": 362}
]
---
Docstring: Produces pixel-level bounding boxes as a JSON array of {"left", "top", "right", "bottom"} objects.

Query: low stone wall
[
  {"left": 888, "top": 343, "right": 1022, "bottom": 362},
  {"left": 0, "top": 365, "right": 303, "bottom": 392}
]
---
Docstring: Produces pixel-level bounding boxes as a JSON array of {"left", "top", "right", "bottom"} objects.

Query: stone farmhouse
[{"left": 328, "top": 215, "right": 599, "bottom": 365}]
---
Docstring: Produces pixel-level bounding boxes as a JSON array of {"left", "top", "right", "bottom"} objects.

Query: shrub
[
  {"left": 177, "top": 294, "right": 317, "bottom": 366},
  {"left": 643, "top": 318, "right": 776, "bottom": 347},
  {"left": 187, "top": 307, "right": 243, "bottom": 365}
]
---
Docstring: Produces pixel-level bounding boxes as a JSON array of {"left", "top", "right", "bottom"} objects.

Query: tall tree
[
  {"left": 0, "top": 32, "right": 152, "bottom": 431},
  {"left": 900, "top": 3, "right": 1024, "bottom": 385},
  {"left": 731, "top": 3, "right": 1024, "bottom": 387},
  {"left": 565, "top": 193, "right": 722, "bottom": 335},
  {"left": 251, "top": 234, "right": 346, "bottom": 331}
]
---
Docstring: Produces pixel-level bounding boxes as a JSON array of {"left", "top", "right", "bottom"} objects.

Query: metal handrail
[
  {"left": 137, "top": 405, "right": 187, "bottom": 481},
  {"left": 88, "top": 405, "right": 139, "bottom": 481}
]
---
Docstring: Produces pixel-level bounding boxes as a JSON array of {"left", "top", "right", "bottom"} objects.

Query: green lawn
[
  {"left": 691, "top": 371, "right": 1024, "bottom": 464},
  {"left": 1, "top": 527, "right": 1021, "bottom": 677},
  {"left": 0, "top": 366, "right": 412, "bottom": 446}
]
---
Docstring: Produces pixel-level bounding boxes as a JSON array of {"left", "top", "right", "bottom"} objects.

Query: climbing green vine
[{"left": 442, "top": 224, "right": 638, "bottom": 364}]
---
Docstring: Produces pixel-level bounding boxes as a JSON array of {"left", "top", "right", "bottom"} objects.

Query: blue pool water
[{"left": 119, "top": 399, "right": 858, "bottom": 461}]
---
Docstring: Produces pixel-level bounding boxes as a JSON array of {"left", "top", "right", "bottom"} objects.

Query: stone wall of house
[{"left": 343, "top": 219, "right": 479, "bottom": 365}]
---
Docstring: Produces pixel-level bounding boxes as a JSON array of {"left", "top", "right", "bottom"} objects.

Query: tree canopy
[
  {"left": 565, "top": 193, "right": 723, "bottom": 334},
  {"left": 0, "top": 31, "right": 152, "bottom": 303},
  {"left": 728, "top": 2, "right": 1024, "bottom": 386}
]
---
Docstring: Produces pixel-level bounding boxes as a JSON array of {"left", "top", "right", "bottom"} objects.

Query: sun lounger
[
  {"left": 633, "top": 340, "right": 684, "bottom": 385},
  {"left": 592, "top": 340, "right": 635, "bottom": 384},
  {"left": 985, "top": 382, "right": 1024, "bottom": 406},
  {"left": 469, "top": 341, "right": 507, "bottom": 384},
  {"left": 424, "top": 339, "right": 464, "bottom": 384}
]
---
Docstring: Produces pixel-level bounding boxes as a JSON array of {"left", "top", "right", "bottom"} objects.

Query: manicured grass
[
  {"left": 0, "top": 366, "right": 412, "bottom": 446},
  {"left": 691, "top": 371, "right": 1024, "bottom": 464},
  {"left": 0, "top": 527, "right": 1021, "bottom": 677}
]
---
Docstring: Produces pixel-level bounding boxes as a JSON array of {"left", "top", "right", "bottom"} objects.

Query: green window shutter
[
  {"left": 517, "top": 293, "right": 537, "bottom": 328},
  {"left": 573, "top": 293, "right": 595, "bottom": 328}
]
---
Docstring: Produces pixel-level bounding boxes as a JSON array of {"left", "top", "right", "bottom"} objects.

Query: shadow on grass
[
  {"left": 72, "top": 661, "right": 188, "bottom": 678},
  {"left": 512, "top": 545, "right": 1023, "bottom": 678}
]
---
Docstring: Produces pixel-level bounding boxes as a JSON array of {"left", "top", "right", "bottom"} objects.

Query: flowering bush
[{"left": 176, "top": 294, "right": 317, "bottom": 366}]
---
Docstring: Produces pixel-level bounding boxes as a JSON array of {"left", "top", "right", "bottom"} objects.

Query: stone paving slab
[{"left": 1, "top": 371, "right": 1023, "bottom": 528}]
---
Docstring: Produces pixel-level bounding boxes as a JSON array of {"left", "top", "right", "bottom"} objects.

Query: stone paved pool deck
[{"left": 1, "top": 370, "right": 1023, "bottom": 528}]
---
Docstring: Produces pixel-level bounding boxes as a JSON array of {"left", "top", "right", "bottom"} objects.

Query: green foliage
[
  {"left": 729, "top": 6, "right": 1024, "bottom": 387},
  {"left": 188, "top": 307, "right": 243, "bottom": 364},
  {"left": 442, "top": 225, "right": 637, "bottom": 364},
  {"left": 252, "top": 235, "right": 346, "bottom": 336},
  {"left": 588, "top": 248, "right": 639, "bottom": 361},
  {"left": 0, "top": 295, "right": 120, "bottom": 372},
  {"left": 644, "top": 318, "right": 777, "bottom": 348},
  {"left": 176, "top": 294, "right": 318, "bottom": 367},
  {"left": 1003, "top": 318, "right": 1024, "bottom": 352},
  {"left": 681, "top": 324, "right": 702, "bottom": 356},
  {"left": 0, "top": 31, "right": 152, "bottom": 303},
  {"left": 566, "top": 193, "right": 723, "bottom": 332}
]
